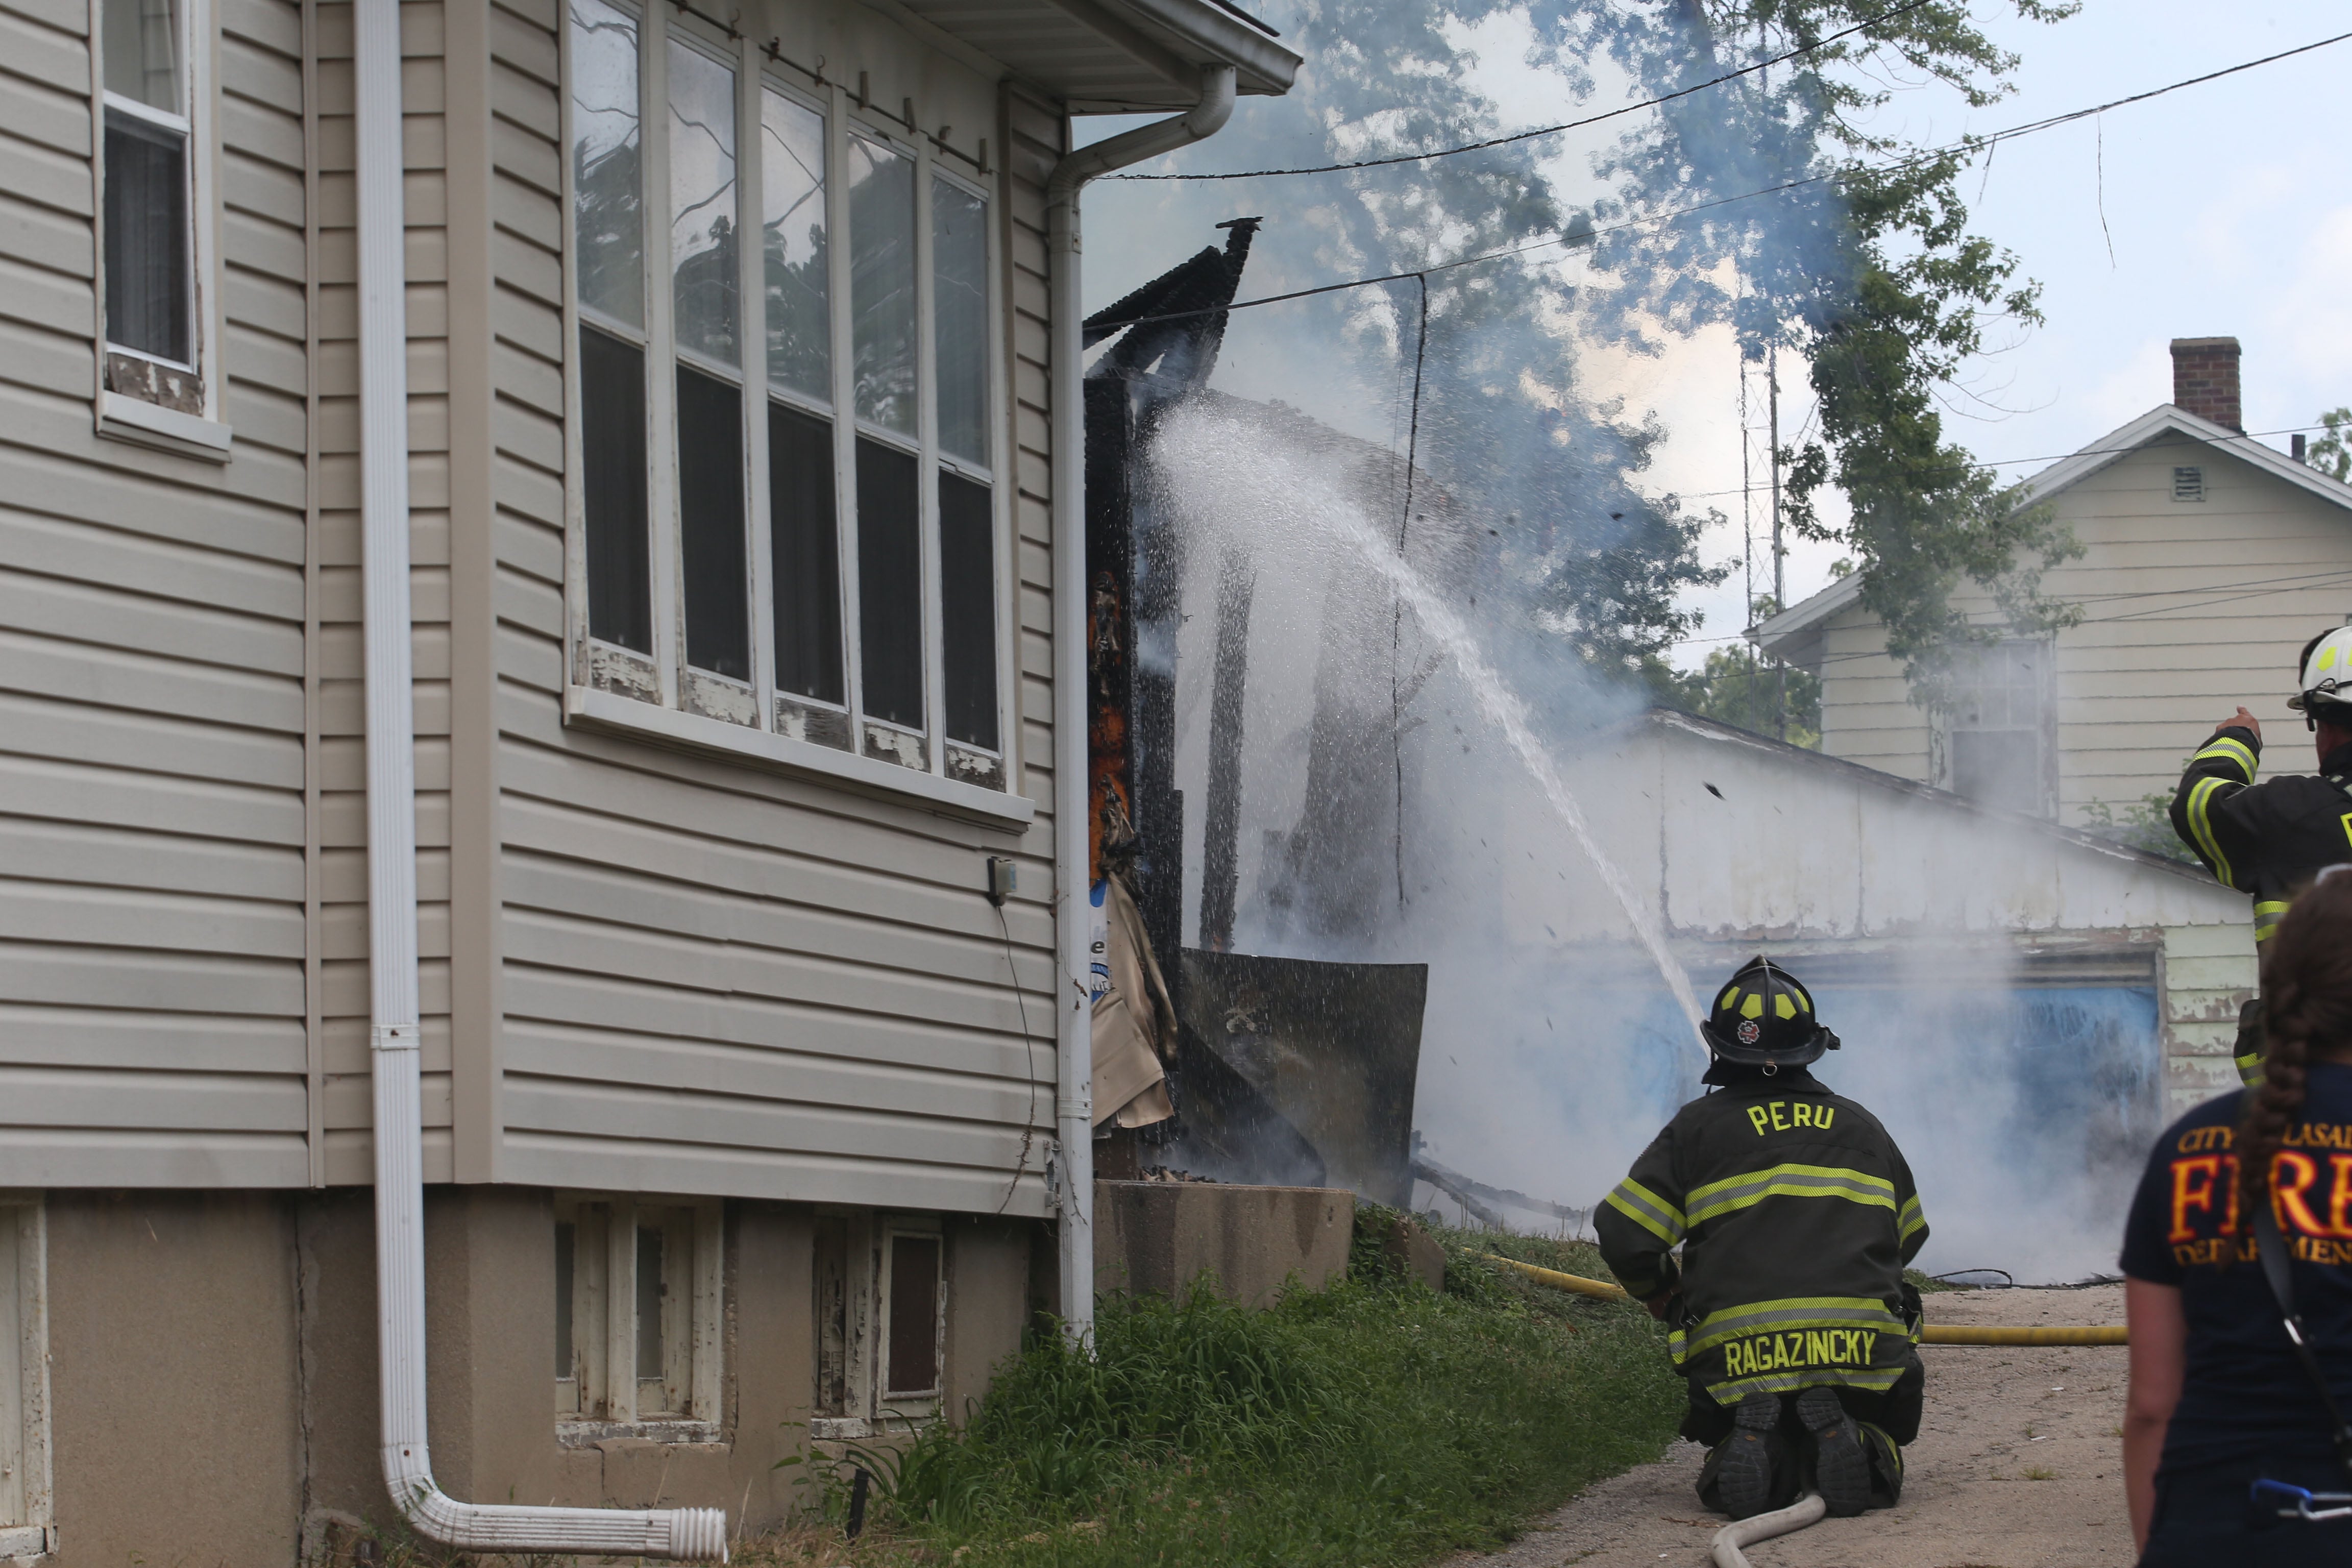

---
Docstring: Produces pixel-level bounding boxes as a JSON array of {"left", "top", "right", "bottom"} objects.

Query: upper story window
[
  {"left": 97, "top": 0, "right": 211, "bottom": 418},
  {"left": 563, "top": 1, "right": 1008, "bottom": 789},
  {"left": 1943, "top": 638, "right": 2055, "bottom": 818}
]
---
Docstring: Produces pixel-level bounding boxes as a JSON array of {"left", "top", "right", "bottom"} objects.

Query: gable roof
[{"left": 1751, "top": 404, "right": 2352, "bottom": 666}]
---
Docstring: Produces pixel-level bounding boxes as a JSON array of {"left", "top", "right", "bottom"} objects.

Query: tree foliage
[
  {"left": 2311, "top": 406, "right": 2352, "bottom": 483},
  {"left": 1101, "top": 0, "right": 2079, "bottom": 690}
]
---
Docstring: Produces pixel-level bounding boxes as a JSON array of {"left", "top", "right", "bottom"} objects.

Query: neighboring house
[
  {"left": 0, "top": 0, "right": 1294, "bottom": 1559},
  {"left": 1754, "top": 338, "right": 2352, "bottom": 828}
]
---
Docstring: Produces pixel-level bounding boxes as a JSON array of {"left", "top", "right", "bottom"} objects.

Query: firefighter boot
[
  {"left": 1798, "top": 1385, "right": 1871, "bottom": 1517},
  {"left": 1714, "top": 1392, "right": 1783, "bottom": 1520}
]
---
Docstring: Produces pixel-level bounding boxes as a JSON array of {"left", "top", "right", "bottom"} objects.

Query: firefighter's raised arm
[{"left": 2170, "top": 715, "right": 2266, "bottom": 890}]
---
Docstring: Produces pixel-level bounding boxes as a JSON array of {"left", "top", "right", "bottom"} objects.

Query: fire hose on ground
[
  {"left": 1477, "top": 1255, "right": 2131, "bottom": 1344},
  {"left": 1476, "top": 1254, "right": 2128, "bottom": 1562}
]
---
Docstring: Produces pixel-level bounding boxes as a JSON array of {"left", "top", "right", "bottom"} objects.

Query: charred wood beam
[{"left": 1411, "top": 1154, "right": 1590, "bottom": 1234}]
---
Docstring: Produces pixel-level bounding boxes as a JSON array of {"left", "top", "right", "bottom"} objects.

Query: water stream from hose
[{"left": 1320, "top": 504, "right": 1712, "bottom": 1061}]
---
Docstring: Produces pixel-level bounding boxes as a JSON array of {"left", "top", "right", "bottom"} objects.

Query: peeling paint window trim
[
  {"left": 813, "top": 1208, "right": 947, "bottom": 1433},
  {"left": 553, "top": 1194, "right": 723, "bottom": 1445},
  {"left": 0, "top": 1197, "right": 54, "bottom": 1550},
  {"left": 557, "top": 9, "right": 1018, "bottom": 797},
  {"left": 89, "top": 0, "right": 228, "bottom": 439}
]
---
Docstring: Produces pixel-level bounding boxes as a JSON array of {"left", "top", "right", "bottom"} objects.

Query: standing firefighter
[
  {"left": 1595, "top": 958, "right": 1928, "bottom": 1521},
  {"left": 2171, "top": 627, "right": 2352, "bottom": 1085}
]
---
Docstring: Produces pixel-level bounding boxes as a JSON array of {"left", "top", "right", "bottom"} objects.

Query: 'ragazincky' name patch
[{"left": 1722, "top": 1327, "right": 1877, "bottom": 1377}]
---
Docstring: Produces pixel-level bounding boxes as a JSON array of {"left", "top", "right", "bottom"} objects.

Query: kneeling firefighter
[{"left": 1595, "top": 958, "right": 1929, "bottom": 1521}]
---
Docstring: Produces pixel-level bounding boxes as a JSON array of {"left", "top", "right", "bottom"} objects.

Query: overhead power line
[
  {"left": 1106, "top": 0, "right": 1935, "bottom": 182},
  {"left": 1665, "top": 423, "right": 2345, "bottom": 505},
  {"left": 1082, "top": 28, "right": 2352, "bottom": 340}
]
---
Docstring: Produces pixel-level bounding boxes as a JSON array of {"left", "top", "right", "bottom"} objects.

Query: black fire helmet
[{"left": 1701, "top": 955, "right": 1839, "bottom": 1068}]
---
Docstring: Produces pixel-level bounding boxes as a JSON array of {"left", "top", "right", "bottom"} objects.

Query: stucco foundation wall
[
  {"left": 47, "top": 1192, "right": 303, "bottom": 1568},
  {"left": 945, "top": 1217, "right": 1032, "bottom": 1422},
  {"left": 298, "top": 1188, "right": 825, "bottom": 1526}
]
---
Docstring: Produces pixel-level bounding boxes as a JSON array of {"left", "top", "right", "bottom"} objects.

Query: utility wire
[
  {"left": 1107, "top": 0, "right": 1935, "bottom": 181},
  {"left": 1658, "top": 423, "right": 2346, "bottom": 505},
  {"left": 1081, "top": 28, "right": 2352, "bottom": 340}
]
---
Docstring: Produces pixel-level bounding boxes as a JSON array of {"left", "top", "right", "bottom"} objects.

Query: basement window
[
  {"left": 554, "top": 1196, "right": 721, "bottom": 1438},
  {"left": 2172, "top": 465, "right": 2206, "bottom": 502},
  {"left": 562, "top": 0, "right": 1008, "bottom": 789},
  {"left": 812, "top": 1211, "right": 946, "bottom": 1436},
  {"left": 0, "top": 1200, "right": 51, "bottom": 1557}
]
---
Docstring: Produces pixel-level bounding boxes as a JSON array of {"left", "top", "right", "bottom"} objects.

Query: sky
[{"left": 1078, "top": 2, "right": 2352, "bottom": 671}]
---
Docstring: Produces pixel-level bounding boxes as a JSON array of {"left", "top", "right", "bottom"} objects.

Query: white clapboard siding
[
  {"left": 1814, "top": 434, "right": 2352, "bottom": 827},
  {"left": 0, "top": 0, "right": 311, "bottom": 1185},
  {"left": 474, "top": 32, "right": 1060, "bottom": 1214}
]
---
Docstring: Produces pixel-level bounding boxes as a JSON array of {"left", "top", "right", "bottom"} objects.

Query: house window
[
  {"left": 812, "top": 1211, "right": 945, "bottom": 1435},
  {"left": 1944, "top": 639, "right": 2054, "bottom": 817},
  {"left": 554, "top": 1196, "right": 721, "bottom": 1434},
  {"left": 98, "top": 0, "right": 206, "bottom": 413},
  {"left": 2172, "top": 465, "right": 2205, "bottom": 502},
  {"left": 0, "top": 1201, "right": 51, "bottom": 1555},
  {"left": 562, "top": 4, "right": 1006, "bottom": 783}
]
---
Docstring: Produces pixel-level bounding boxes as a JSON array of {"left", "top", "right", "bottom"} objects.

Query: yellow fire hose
[{"left": 1478, "top": 1255, "right": 2129, "bottom": 1344}]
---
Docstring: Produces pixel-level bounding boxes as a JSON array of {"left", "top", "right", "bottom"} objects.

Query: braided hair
[{"left": 2237, "top": 871, "right": 2352, "bottom": 1222}]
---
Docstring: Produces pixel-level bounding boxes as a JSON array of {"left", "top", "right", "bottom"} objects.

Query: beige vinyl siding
[
  {"left": 0, "top": 0, "right": 312, "bottom": 1182},
  {"left": 315, "top": 0, "right": 458, "bottom": 1182},
  {"left": 1812, "top": 434, "right": 2352, "bottom": 826},
  {"left": 474, "top": 28, "right": 1057, "bottom": 1213}
]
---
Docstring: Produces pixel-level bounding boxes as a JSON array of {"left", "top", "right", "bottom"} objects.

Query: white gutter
[
  {"left": 354, "top": 0, "right": 721, "bottom": 1553},
  {"left": 1044, "top": 63, "right": 1237, "bottom": 1343}
]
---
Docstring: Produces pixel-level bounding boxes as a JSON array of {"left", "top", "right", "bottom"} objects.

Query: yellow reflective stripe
[
  {"left": 1703, "top": 1364, "right": 1908, "bottom": 1403},
  {"left": 1683, "top": 1295, "right": 1906, "bottom": 1355},
  {"left": 1603, "top": 1177, "right": 1685, "bottom": 1244},
  {"left": 1898, "top": 1195, "right": 1927, "bottom": 1242},
  {"left": 2185, "top": 777, "right": 2237, "bottom": 889},
  {"left": 2254, "top": 900, "right": 2289, "bottom": 943},
  {"left": 1686, "top": 1163, "right": 1896, "bottom": 1226},
  {"left": 2237, "top": 1050, "right": 2265, "bottom": 1087},
  {"left": 2194, "top": 737, "right": 2258, "bottom": 782}
]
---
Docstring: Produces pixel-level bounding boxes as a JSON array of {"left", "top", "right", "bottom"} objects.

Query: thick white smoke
[{"left": 1149, "top": 400, "right": 2152, "bottom": 1284}]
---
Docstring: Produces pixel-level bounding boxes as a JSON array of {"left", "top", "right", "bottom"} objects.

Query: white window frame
[
  {"left": 876, "top": 1218, "right": 945, "bottom": 1415},
  {"left": 809, "top": 1209, "right": 945, "bottom": 1438},
  {"left": 1933, "top": 635, "right": 2057, "bottom": 819},
  {"left": 0, "top": 1197, "right": 52, "bottom": 1556},
  {"left": 556, "top": 9, "right": 1027, "bottom": 826},
  {"left": 553, "top": 1194, "right": 722, "bottom": 1443},
  {"left": 88, "top": 0, "right": 232, "bottom": 461}
]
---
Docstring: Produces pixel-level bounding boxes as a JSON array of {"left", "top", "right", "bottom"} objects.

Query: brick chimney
[{"left": 2171, "top": 337, "right": 2243, "bottom": 431}]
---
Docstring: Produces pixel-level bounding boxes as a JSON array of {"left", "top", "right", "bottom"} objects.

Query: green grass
[{"left": 829, "top": 1208, "right": 1683, "bottom": 1568}]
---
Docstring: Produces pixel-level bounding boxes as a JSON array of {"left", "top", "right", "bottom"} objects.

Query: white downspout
[
  {"left": 354, "top": 0, "right": 722, "bottom": 1553},
  {"left": 1044, "top": 64, "right": 1238, "bottom": 1343}
]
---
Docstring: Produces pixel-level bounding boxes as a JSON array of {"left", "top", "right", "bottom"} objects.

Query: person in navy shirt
[{"left": 2121, "top": 871, "right": 2352, "bottom": 1563}]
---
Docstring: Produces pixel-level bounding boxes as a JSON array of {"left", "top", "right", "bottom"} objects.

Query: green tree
[
  {"left": 2310, "top": 407, "right": 2352, "bottom": 482},
  {"left": 1644, "top": 645, "right": 1824, "bottom": 748},
  {"left": 1106, "top": 1, "right": 2080, "bottom": 686}
]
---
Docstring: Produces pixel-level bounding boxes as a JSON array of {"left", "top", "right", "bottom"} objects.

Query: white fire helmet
[{"left": 2289, "top": 626, "right": 2352, "bottom": 727}]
